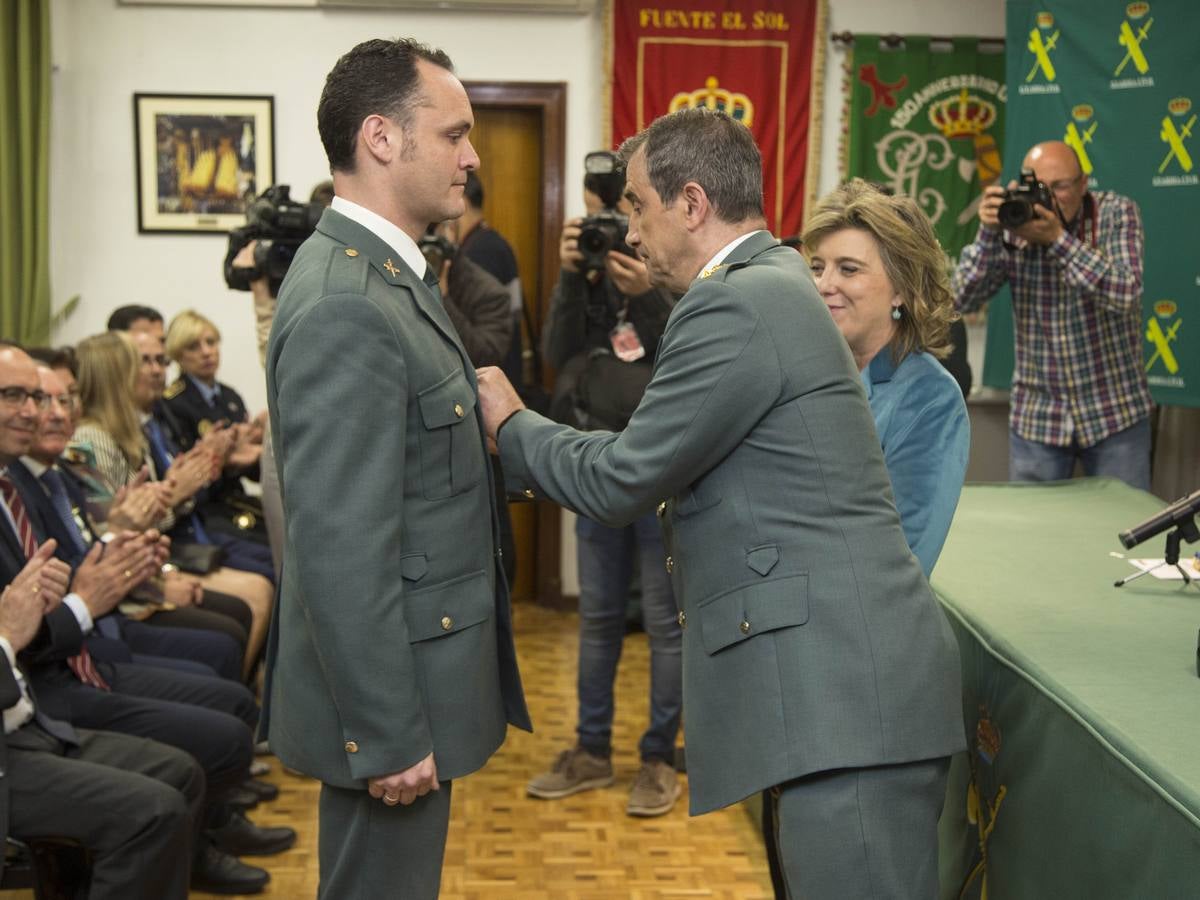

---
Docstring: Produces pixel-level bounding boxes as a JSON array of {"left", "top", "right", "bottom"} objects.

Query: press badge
[{"left": 609, "top": 322, "right": 645, "bottom": 362}]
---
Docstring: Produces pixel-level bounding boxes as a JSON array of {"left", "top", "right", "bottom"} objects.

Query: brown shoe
[
  {"left": 626, "top": 759, "right": 681, "bottom": 817},
  {"left": 527, "top": 746, "right": 614, "bottom": 799}
]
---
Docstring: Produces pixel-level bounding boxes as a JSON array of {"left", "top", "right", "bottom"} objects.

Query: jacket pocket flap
[
  {"left": 400, "top": 553, "right": 428, "bottom": 582},
  {"left": 418, "top": 370, "right": 477, "bottom": 430},
  {"left": 746, "top": 544, "right": 780, "bottom": 576},
  {"left": 699, "top": 573, "right": 809, "bottom": 655},
  {"left": 404, "top": 570, "right": 492, "bottom": 642}
]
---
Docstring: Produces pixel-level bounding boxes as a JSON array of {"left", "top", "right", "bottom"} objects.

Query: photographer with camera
[
  {"left": 529, "top": 151, "right": 681, "bottom": 816},
  {"left": 954, "top": 140, "right": 1151, "bottom": 489},
  {"left": 225, "top": 182, "right": 331, "bottom": 578}
]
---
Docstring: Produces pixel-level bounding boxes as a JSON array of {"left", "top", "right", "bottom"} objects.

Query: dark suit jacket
[
  {"left": 264, "top": 207, "right": 530, "bottom": 788},
  {"left": 501, "top": 231, "right": 965, "bottom": 814}
]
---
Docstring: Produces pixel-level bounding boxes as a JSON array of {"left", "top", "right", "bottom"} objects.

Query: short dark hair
[
  {"left": 624, "top": 106, "right": 763, "bottom": 224},
  {"left": 318, "top": 38, "right": 455, "bottom": 173},
  {"left": 26, "top": 345, "right": 78, "bottom": 377},
  {"left": 107, "top": 305, "right": 163, "bottom": 331},
  {"left": 464, "top": 170, "right": 484, "bottom": 210},
  {"left": 619, "top": 108, "right": 764, "bottom": 223}
]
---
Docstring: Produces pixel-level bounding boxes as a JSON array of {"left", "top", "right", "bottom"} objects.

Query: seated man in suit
[
  {"left": 1, "top": 545, "right": 202, "bottom": 900},
  {"left": 9, "top": 362, "right": 244, "bottom": 681},
  {"left": 477, "top": 109, "right": 965, "bottom": 899}
]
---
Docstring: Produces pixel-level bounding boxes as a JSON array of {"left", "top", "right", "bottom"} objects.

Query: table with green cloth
[{"left": 934, "top": 479, "right": 1200, "bottom": 899}]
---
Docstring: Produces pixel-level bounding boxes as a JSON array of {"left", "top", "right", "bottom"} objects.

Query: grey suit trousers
[
  {"left": 6, "top": 726, "right": 202, "bottom": 900},
  {"left": 771, "top": 757, "right": 950, "bottom": 900},
  {"left": 318, "top": 780, "right": 453, "bottom": 900}
]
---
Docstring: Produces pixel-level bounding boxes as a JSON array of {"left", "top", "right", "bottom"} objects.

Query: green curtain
[{"left": 0, "top": 0, "right": 51, "bottom": 344}]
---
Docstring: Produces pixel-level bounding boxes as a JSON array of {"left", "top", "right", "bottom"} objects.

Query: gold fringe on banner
[{"left": 802, "top": 0, "right": 829, "bottom": 229}]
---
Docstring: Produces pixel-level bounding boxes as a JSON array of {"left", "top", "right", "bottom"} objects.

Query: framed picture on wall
[{"left": 133, "top": 93, "right": 274, "bottom": 233}]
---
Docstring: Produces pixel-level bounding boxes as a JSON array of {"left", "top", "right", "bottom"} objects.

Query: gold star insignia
[{"left": 384, "top": 258, "right": 401, "bottom": 278}]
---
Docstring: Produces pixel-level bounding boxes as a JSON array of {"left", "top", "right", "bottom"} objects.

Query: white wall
[
  {"left": 48, "top": 0, "right": 1004, "bottom": 597},
  {"left": 49, "top": 0, "right": 606, "bottom": 413}
]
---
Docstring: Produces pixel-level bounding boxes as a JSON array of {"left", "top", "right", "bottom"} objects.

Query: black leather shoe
[
  {"left": 242, "top": 778, "right": 279, "bottom": 802},
  {"left": 191, "top": 844, "right": 269, "bottom": 895},
  {"left": 208, "top": 810, "right": 297, "bottom": 857},
  {"left": 226, "top": 786, "right": 260, "bottom": 810}
]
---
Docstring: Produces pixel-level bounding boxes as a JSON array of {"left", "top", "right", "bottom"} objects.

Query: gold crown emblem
[
  {"left": 668, "top": 77, "right": 754, "bottom": 126},
  {"left": 929, "top": 88, "right": 996, "bottom": 138},
  {"left": 1154, "top": 299, "right": 1177, "bottom": 317},
  {"left": 1071, "top": 104, "right": 1094, "bottom": 122},
  {"left": 1126, "top": 1, "right": 1150, "bottom": 18},
  {"left": 1168, "top": 96, "right": 1192, "bottom": 116},
  {"left": 1036, "top": 11, "right": 1055, "bottom": 27}
]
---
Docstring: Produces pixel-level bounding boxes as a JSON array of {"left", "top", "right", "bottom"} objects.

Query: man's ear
[
  {"left": 359, "top": 114, "right": 394, "bottom": 165},
  {"left": 680, "top": 181, "right": 709, "bottom": 231}
]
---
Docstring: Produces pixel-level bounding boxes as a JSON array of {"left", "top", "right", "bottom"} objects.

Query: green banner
[
  {"left": 1005, "top": 0, "right": 1199, "bottom": 407},
  {"left": 842, "top": 36, "right": 1014, "bottom": 389}
]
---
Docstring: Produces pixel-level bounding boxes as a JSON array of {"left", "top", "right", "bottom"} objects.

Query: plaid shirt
[{"left": 953, "top": 190, "right": 1151, "bottom": 448}]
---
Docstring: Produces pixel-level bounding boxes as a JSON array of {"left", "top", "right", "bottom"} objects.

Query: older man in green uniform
[
  {"left": 264, "top": 38, "right": 530, "bottom": 899},
  {"left": 477, "top": 108, "right": 964, "bottom": 898}
]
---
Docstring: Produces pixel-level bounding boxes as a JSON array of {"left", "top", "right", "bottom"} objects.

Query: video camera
[
  {"left": 997, "top": 168, "right": 1057, "bottom": 229},
  {"left": 578, "top": 151, "right": 631, "bottom": 276},
  {"left": 224, "top": 185, "right": 324, "bottom": 295}
]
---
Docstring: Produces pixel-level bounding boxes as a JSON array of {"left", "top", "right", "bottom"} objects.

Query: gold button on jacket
[
  {"left": 454, "top": 402, "right": 465, "bottom": 418},
  {"left": 344, "top": 741, "right": 359, "bottom": 753},
  {"left": 677, "top": 611, "right": 686, "bottom": 628},
  {"left": 440, "top": 616, "right": 453, "bottom": 631},
  {"left": 739, "top": 620, "right": 751, "bottom": 635},
  {"left": 665, "top": 556, "right": 674, "bottom": 573},
  {"left": 656, "top": 501, "right": 667, "bottom": 517}
]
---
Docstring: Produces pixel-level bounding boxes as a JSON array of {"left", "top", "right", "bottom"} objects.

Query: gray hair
[{"left": 618, "top": 108, "right": 764, "bottom": 223}]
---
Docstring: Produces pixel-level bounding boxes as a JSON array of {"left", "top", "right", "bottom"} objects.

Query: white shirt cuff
[{"left": 63, "top": 593, "right": 94, "bottom": 634}]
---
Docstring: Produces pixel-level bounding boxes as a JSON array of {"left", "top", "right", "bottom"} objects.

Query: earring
[{"left": 891, "top": 306, "right": 902, "bottom": 320}]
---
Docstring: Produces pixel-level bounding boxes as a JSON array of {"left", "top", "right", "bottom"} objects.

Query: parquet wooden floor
[{"left": 3, "top": 601, "right": 773, "bottom": 899}]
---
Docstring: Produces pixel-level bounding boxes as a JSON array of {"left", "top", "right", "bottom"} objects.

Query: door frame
[{"left": 464, "top": 80, "right": 567, "bottom": 608}]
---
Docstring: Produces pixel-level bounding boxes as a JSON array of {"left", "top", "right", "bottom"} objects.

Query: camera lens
[{"left": 997, "top": 198, "right": 1033, "bottom": 229}]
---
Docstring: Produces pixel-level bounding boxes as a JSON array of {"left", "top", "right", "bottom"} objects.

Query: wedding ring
[
  {"left": 383, "top": 793, "right": 400, "bottom": 806},
  {"left": 123, "top": 569, "right": 133, "bottom": 579}
]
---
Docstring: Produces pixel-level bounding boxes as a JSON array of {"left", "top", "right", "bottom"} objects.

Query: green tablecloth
[{"left": 934, "top": 479, "right": 1200, "bottom": 899}]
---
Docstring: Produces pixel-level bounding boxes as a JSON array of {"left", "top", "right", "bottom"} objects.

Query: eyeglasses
[{"left": 0, "top": 386, "right": 51, "bottom": 409}]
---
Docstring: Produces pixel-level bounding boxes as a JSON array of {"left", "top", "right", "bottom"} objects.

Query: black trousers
[
  {"left": 5, "top": 725, "right": 203, "bottom": 900},
  {"left": 140, "top": 590, "right": 252, "bottom": 653},
  {"left": 31, "top": 662, "right": 256, "bottom": 804}
]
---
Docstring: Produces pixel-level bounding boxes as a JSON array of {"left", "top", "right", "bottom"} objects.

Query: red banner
[{"left": 608, "top": 0, "right": 826, "bottom": 235}]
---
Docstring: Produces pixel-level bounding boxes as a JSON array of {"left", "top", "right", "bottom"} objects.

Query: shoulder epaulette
[{"left": 163, "top": 378, "right": 186, "bottom": 400}]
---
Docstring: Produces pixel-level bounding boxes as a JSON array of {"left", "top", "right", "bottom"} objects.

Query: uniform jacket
[
  {"left": 264, "top": 208, "right": 530, "bottom": 788},
  {"left": 500, "top": 231, "right": 965, "bottom": 814}
]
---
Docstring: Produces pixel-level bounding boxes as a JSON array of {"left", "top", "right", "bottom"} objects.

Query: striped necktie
[{"left": 0, "top": 474, "right": 109, "bottom": 691}]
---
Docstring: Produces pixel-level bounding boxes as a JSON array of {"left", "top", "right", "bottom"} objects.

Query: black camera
[
  {"left": 578, "top": 211, "right": 630, "bottom": 275},
  {"left": 224, "top": 185, "right": 324, "bottom": 294},
  {"left": 997, "top": 168, "right": 1056, "bottom": 229},
  {"left": 578, "top": 150, "right": 631, "bottom": 276},
  {"left": 418, "top": 233, "right": 457, "bottom": 276}
]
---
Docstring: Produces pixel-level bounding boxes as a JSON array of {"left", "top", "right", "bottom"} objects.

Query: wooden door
[{"left": 466, "top": 83, "right": 566, "bottom": 607}]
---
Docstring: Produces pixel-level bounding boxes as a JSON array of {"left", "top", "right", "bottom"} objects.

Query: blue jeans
[
  {"left": 575, "top": 512, "right": 681, "bottom": 763},
  {"left": 1009, "top": 417, "right": 1151, "bottom": 491}
]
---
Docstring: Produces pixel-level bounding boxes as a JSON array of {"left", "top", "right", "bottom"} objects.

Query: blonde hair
[
  {"left": 76, "top": 332, "right": 146, "bottom": 468},
  {"left": 802, "top": 178, "right": 957, "bottom": 361},
  {"left": 166, "top": 309, "right": 221, "bottom": 363}
]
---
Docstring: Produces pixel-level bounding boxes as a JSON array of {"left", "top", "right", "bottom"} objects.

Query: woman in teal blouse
[{"left": 803, "top": 179, "right": 970, "bottom": 577}]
